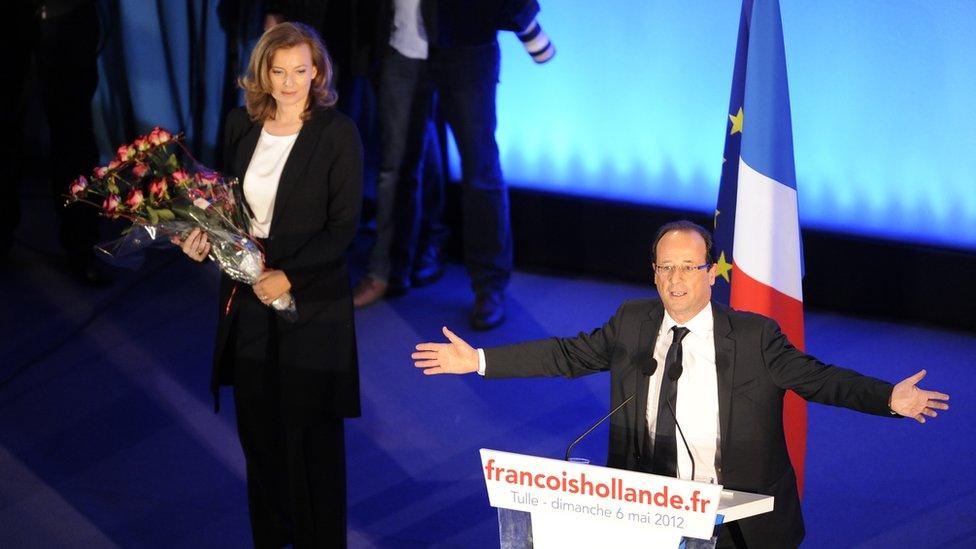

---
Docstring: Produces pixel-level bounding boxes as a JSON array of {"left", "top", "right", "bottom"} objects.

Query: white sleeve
[{"left": 477, "top": 348, "right": 487, "bottom": 376}]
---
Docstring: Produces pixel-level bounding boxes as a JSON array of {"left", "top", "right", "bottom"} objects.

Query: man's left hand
[
  {"left": 889, "top": 369, "right": 949, "bottom": 423},
  {"left": 253, "top": 269, "right": 292, "bottom": 306}
]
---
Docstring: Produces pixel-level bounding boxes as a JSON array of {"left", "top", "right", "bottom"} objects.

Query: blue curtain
[{"left": 93, "top": 0, "right": 264, "bottom": 167}]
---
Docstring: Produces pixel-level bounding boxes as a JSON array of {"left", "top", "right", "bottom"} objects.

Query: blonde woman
[{"left": 178, "top": 22, "right": 362, "bottom": 547}]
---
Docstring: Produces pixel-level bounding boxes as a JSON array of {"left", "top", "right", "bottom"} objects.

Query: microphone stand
[
  {"left": 565, "top": 394, "right": 635, "bottom": 462},
  {"left": 666, "top": 398, "right": 696, "bottom": 483},
  {"left": 565, "top": 360, "right": 656, "bottom": 462}
]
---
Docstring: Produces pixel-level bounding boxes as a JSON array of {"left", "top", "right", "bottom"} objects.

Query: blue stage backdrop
[
  {"left": 97, "top": 1, "right": 975, "bottom": 251},
  {"left": 479, "top": 0, "right": 976, "bottom": 251}
]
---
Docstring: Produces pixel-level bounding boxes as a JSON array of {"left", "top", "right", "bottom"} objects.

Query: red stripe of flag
[{"left": 730, "top": 262, "right": 808, "bottom": 496}]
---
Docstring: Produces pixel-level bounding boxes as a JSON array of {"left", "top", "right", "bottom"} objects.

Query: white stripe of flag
[{"left": 732, "top": 158, "right": 804, "bottom": 302}]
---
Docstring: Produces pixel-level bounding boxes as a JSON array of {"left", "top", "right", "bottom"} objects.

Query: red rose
[
  {"left": 148, "top": 177, "right": 169, "bottom": 202},
  {"left": 116, "top": 144, "right": 136, "bottom": 162},
  {"left": 93, "top": 166, "right": 108, "bottom": 178},
  {"left": 133, "top": 136, "right": 151, "bottom": 152},
  {"left": 103, "top": 194, "right": 121, "bottom": 217},
  {"left": 108, "top": 159, "right": 121, "bottom": 171},
  {"left": 132, "top": 162, "right": 150, "bottom": 178},
  {"left": 171, "top": 169, "right": 191, "bottom": 187},
  {"left": 148, "top": 127, "right": 173, "bottom": 146},
  {"left": 124, "top": 189, "right": 145, "bottom": 211},
  {"left": 69, "top": 176, "right": 88, "bottom": 198}
]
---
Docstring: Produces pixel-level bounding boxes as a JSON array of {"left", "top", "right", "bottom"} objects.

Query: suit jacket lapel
[
  {"left": 712, "top": 302, "right": 736, "bottom": 477},
  {"left": 234, "top": 122, "right": 262, "bottom": 184},
  {"left": 635, "top": 303, "right": 664, "bottom": 466},
  {"left": 269, "top": 109, "right": 332, "bottom": 236}
]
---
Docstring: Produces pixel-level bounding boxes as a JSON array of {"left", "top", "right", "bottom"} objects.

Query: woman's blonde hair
[{"left": 239, "top": 22, "right": 337, "bottom": 122}]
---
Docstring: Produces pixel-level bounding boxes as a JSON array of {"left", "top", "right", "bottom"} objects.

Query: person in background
[
  {"left": 176, "top": 22, "right": 362, "bottom": 547},
  {"left": 3, "top": 0, "right": 108, "bottom": 284},
  {"left": 354, "top": 0, "right": 554, "bottom": 330}
]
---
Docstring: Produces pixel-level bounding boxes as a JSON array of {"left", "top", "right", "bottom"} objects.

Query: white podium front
[{"left": 480, "top": 449, "right": 773, "bottom": 548}]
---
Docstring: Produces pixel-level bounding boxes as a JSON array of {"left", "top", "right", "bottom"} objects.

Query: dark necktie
[{"left": 651, "top": 326, "right": 691, "bottom": 477}]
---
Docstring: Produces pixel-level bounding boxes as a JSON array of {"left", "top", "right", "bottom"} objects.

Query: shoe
[
  {"left": 352, "top": 276, "right": 388, "bottom": 308},
  {"left": 411, "top": 247, "right": 444, "bottom": 287},
  {"left": 470, "top": 291, "right": 505, "bottom": 330}
]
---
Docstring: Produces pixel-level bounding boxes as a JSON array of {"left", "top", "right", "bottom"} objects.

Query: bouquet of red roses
[{"left": 66, "top": 127, "right": 297, "bottom": 321}]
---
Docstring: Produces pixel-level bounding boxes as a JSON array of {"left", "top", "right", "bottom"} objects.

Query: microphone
[
  {"left": 565, "top": 359, "right": 656, "bottom": 462},
  {"left": 665, "top": 364, "right": 697, "bottom": 482}
]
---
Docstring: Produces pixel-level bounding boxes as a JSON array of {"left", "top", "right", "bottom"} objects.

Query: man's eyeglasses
[{"left": 653, "top": 263, "right": 711, "bottom": 276}]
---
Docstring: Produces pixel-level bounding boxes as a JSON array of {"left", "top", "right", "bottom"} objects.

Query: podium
[{"left": 481, "top": 449, "right": 773, "bottom": 548}]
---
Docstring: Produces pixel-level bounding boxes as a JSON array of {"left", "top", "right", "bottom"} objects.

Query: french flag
[{"left": 712, "top": 0, "right": 808, "bottom": 494}]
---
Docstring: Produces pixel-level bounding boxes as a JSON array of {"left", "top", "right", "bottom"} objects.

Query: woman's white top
[{"left": 242, "top": 128, "right": 299, "bottom": 238}]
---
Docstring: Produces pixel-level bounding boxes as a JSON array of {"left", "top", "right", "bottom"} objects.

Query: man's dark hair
[{"left": 651, "top": 220, "right": 716, "bottom": 265}]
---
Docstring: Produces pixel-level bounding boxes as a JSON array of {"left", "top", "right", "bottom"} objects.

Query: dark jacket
[
  {"left": 485, "top": 299, "right": 897, "bottom": 549},
  {"left": 375, "top": 0, "right": 542, "bottom": 51},
  {"left": 212, "top": 106, "right": 363, "bottom": 418}
]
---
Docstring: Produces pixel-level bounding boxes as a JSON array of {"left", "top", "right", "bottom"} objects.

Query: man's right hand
[{"left": 413, "top": 326, "right": 480, "bottom": 375}]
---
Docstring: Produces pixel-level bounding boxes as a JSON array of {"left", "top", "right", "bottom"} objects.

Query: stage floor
[{"left": 2, "top": 209, "right": 973, "bottom": 547}]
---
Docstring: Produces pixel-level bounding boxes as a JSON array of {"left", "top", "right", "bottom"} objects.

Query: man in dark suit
[{"left": 412, "top": 220, "right": 949, "bottom": 548}]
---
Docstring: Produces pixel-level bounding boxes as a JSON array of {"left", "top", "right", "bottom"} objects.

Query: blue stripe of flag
[
  {"left": 711, "top": 0, "right": 753, "bottom": 304},
  {"left": 740, "top": 0, "right": 797, "bottom": 190}
]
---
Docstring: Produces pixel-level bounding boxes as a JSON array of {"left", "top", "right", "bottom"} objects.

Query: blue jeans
[
  {"left": 367, "top": 48, "right": 438, "bottom": 285},
  {"left": 367, "top": 43, "right": 511, "bottom": 294}
]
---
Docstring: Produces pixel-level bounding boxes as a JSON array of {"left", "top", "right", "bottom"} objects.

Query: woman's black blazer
[{"left": 211, "top": 106, "right": 363, "bottom": 418}]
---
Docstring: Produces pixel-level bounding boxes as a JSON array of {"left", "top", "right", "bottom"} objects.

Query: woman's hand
[
  {"left": 253, "top": 269, "right": 292, "bottom": 306},
  {"left": 171, "top": 228, "right": 211, "bottom": 262}
]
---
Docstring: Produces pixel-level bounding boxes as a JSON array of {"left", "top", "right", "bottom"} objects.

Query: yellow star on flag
[
  {"left": 716, "top": 251, "right": 733, "bottom": 283},
  {"left": 728, "top": 107, "right": 743, "bottom": 135}
]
